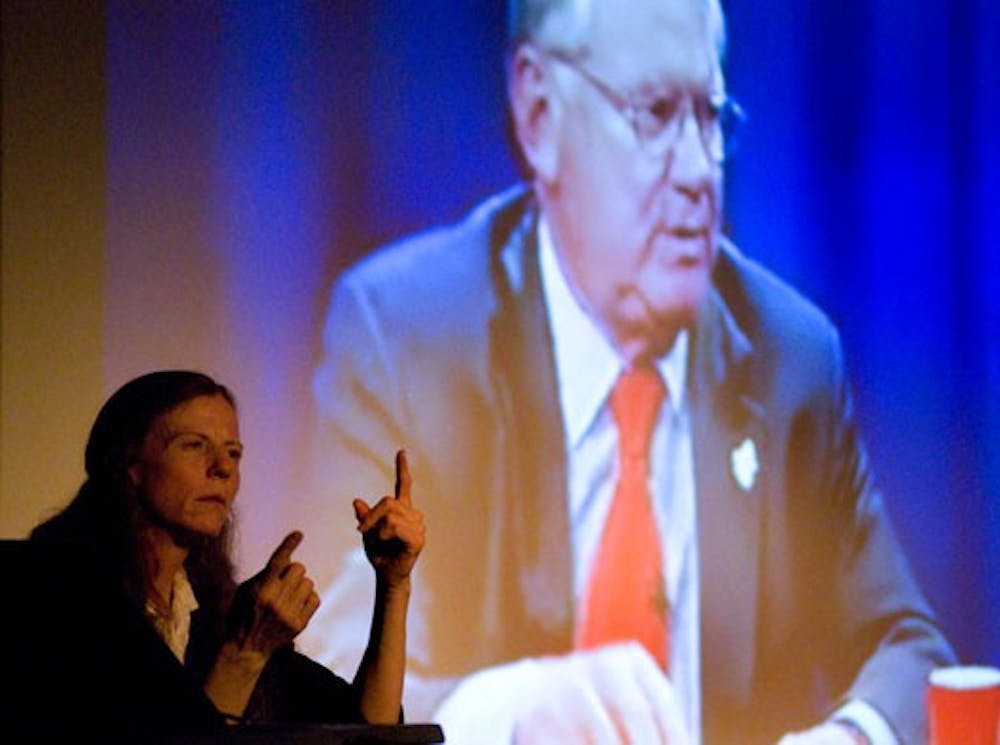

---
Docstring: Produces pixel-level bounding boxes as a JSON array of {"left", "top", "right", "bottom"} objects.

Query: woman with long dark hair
[{"left": 16, "top": 370, "right": 424, "bottom": 737}]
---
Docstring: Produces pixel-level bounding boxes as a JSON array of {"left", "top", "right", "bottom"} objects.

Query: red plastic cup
[{"left": 927, "top": 665, "right": 1000, "bottom": 745}]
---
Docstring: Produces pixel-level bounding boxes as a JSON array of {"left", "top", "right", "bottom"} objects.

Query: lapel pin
[{"left": 730, "top": 437, "right": 759, "bottom": 492}]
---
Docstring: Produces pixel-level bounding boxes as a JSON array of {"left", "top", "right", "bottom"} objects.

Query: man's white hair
[{"left": 507, "top": 0, "right": 727, "bottom": 59}]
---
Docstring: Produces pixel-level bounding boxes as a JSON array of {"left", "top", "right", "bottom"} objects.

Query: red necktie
[{"left": 576, "top": 365, "right": 669, "bottom": 670}]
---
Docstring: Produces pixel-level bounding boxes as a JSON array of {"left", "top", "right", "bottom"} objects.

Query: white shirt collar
[
  {"left": 145, "top": 566, "right": 200, "bottom": 663},
  {"left": 538, "top": 216, "right": 689, "bottom": 448}
]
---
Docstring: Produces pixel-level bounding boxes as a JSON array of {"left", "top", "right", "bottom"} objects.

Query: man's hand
[
  {"left": 353, "top": 449, "right": 425, "bottom": 587},
  {"left": 225, "top": 530, "right": 321, "bottom": 656},
  {"left": 435, "top": 642, "right": 690, "bottom": 745},
  {"left": 515, "top": 643, "right": 690, "bottom": 745}
]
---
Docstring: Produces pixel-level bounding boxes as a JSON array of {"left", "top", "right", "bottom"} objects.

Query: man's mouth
[
  {"left": 667, "top": 225, "right": 708, "bottom": 239},
  {"left": 650, "top": 226, "right": 710, "bottom": 264}
]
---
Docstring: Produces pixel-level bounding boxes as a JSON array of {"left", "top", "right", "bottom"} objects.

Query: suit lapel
[
  {"left": 690, "top": 284, "right": 768, "bottom": 716},
  {"left": 487, "top": 198, "right": 575, "bottom": 654}
]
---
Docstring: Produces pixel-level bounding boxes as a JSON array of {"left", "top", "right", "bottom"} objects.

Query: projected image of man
[{"left": 302, "top": 1, "right": 956, "bottom": 743}]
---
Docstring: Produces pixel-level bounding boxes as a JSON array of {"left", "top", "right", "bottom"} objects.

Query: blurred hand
[
  {"left": 434, "top": 642, "right": 690, "bottom": 745},
  {"left": 225, "top": 530, "right": 320, "bottom": 656},
  {"left": 514, "top": 643, "right": 690, "bottom": 745},
  {"left": 777, "top": 722, "right": 862, "bottom": 745},
  {"left": 353, "top": 449, "right": 425, "bottom": 587}
]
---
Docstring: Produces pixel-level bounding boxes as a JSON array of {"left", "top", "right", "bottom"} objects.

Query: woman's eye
[
  {"left": 227, "top": 448, "right": 243, "bottom": 461},
  {"left": 182, "top": 438, "right": 207, "bottom": 451}
]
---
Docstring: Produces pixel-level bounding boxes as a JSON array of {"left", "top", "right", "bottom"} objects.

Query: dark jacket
[
  {"left": 307, "top": 185, "right": 955, "bottom": 743},
  {"left": 2, "top": 530, "right": 361, "bottom": 741}
]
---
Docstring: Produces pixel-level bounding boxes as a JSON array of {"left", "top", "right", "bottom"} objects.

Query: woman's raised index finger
[
  {"left": 395, "top": 449, "right": 412, "bottom": 504},
  {"left": 267, "top": 530, "right": 303, "bottom": 575}
]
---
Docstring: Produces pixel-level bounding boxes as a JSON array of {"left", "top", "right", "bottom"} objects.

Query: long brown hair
[{"left": 31, "top": 370, "right": 241, "bottom": 663}]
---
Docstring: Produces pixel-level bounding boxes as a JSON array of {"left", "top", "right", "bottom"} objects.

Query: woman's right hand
[
  {"left": 206, "top": 531, "right": 320, "bottom": 719},
  {"left": 225, "top": 530, "right": 321, "bottom": 657}
]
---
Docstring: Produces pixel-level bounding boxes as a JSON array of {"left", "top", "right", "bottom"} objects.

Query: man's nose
[{"left": 665, "top": 110, "right": 715, "bottom": 197}]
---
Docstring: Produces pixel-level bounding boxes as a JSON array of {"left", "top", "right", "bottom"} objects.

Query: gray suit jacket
[{"left": 310, "top": 185, "right": 954, "bottom": 743}]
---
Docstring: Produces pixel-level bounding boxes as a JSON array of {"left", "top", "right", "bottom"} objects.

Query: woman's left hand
[{"left": 353, "top": 450, "right": 426, "bottom": 587}]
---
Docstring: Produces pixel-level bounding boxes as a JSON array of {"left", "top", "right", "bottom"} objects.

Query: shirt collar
[
  {"left": 172, "top": 566, "right": 199, "bottom": 617},
  {"left": 538, "top": 216, "right": 688, "bottom": 449},
  {"left": 144, "top": 565, "right": 200, "bottom": 663},
  {"left": 145, "top": 566, "right": 200, "bottom": 620}
]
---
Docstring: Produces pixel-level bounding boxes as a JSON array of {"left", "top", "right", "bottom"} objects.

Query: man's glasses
[{"left": 546, "top": 48, "right": 745, "bottom": 164}]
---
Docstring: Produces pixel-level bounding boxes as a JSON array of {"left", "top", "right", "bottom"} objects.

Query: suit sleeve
[
  {"left": 298, "top": 274, "right": 461, "bottom": 721},
  {"left": 819, "top": 325, "right": 956, "bottom": 743}
]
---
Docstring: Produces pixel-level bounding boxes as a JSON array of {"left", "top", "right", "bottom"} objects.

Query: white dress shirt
[{"left": 538, "top": 217, "right": 703, "bottom": 743}]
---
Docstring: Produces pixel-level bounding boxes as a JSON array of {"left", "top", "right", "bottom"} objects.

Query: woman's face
[{"left": 128, "top": 393, "right": 242, "bottom": 542}]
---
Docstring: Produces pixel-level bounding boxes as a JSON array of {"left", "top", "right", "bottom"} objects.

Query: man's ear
[{"left": 507, "top": 46, "right": 560, "bottom": 183}]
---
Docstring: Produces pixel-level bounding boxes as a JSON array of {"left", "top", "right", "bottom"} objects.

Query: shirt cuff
[{"left": 832, "top": 699, "right": 899, "bottom": 745}]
